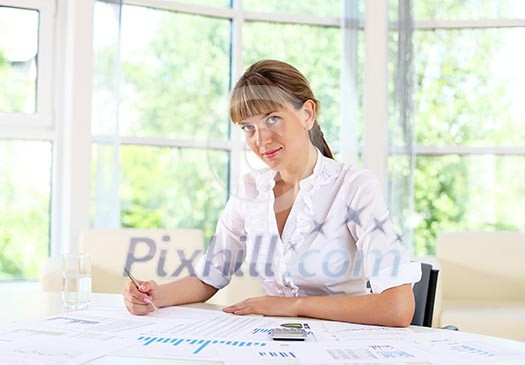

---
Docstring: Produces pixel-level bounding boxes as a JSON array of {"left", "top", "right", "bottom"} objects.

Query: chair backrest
[
  {"left": 411, "top": 262, "right": 439, "bottom": 327},
  {"left": 40, "top": 228, "right": 265, "bottom": 305},
  {"left": 436, "top": 231, "right": 525, "bottom": 301},
  {"left": 79, "top": 229, "right": 204, "bottom": 293}
]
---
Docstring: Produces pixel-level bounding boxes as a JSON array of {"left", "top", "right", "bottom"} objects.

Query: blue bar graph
[
  {"left": 137, "top": 336, "right": 267, "bottom": 355},
  {"left": 252, "top": 327, "right": 272, "bottom": 335},
  {"left": 258, "top": 351, "right": 297, "bottom": 359},
  {"left": 370, "top": 345, "right": 415, "bottom": 359}
]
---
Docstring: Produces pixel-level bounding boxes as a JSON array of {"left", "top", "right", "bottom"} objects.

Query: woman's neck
[{"left": 278, "top": 144, "right": 318, "bottom": 187}]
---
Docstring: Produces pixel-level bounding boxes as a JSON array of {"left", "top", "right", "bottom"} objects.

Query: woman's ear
[{"left": 301, "top": 100, "right": 316, "bottom": 129}]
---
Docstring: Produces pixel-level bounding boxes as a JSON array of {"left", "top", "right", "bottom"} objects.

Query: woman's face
[{"left": 238, "top": 101, "right": 315, "bottom": 171}]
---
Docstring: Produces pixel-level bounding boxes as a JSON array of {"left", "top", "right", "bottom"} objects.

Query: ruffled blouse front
[{"left": 195, "top": 148, "right": 421, "bottom": 297}]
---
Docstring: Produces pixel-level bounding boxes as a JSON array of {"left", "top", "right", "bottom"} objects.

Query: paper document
[
  {"left": 2, "top": 305, "right": 525, "bottom": 364},
  {"left": 308, "top": 319, "right": 415, "bottom": 343},
  {"left": 0, "top": 323, "right": 129, "bottom": 365}
]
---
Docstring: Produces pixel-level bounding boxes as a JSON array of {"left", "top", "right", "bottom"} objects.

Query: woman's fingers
[
  {"left": 125, "top": 300, "right": 152, "bottom": 315},
  {"left": 122, "top": 280, "right": 156, "bottom": 313}
]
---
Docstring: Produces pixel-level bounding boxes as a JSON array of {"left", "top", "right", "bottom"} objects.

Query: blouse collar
[{"left": 254, "top": 148, "right": 340, "bottom": 194}]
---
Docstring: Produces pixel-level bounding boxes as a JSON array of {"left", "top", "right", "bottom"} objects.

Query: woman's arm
[
  {"left": 223, "top": 283, "right": 415, "bottom": 328},
  {"left": 157, "top": 276, "right": 218, "bottom": 307},
  {"left": 295, "top": 283, "right": 415, "bottom": 327},
  {"left": 123, "top": 275, "right": 218, "bottom": 315}
]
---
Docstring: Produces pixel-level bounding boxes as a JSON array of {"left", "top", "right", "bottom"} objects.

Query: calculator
[{"left": 270, "top": 327, "right": 307, "bottom": 341}]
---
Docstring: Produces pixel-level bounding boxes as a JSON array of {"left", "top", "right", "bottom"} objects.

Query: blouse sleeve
[
  {"left": 194, "top": 181, "right": 247, "bottom": 289},
  {"left": 346, "top": 170, "right": 421, "bottom": 294}
]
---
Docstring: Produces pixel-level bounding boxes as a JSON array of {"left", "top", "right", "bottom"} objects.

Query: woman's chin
[{"left": 263, "top": 160, "right": 285, "bottom": 171}]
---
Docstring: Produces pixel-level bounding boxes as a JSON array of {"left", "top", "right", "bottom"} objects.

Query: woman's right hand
[{"left": 122, "top": 279, "right": 159, "bottom": 315}]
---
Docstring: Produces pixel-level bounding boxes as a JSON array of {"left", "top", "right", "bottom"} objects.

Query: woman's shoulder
[
  {"left": 231, "top": 167, "right": 275, "bottom": 199},
  {"left": 241, "top": 167, "right": 274, "bottom": 185},
  {"left": 331, "top": 161, "right": 382, "bottom": 194},
  {"left": 324, "top": 157, "right": 378, "bottom": 184}
]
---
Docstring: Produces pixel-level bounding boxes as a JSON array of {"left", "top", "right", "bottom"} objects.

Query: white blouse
[{"left": 195, "top": 148, "right": 421, "bottom": 297}]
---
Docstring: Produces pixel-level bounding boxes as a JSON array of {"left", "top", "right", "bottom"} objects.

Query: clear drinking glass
[{"left": 61, "top": 253, "right": 92, "bottom": 309}]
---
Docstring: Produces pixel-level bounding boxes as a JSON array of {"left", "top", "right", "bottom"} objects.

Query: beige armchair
[
  {"left": 79, "top": 229, "right": 204, "bottom": 293},
  {"left": 435, "top": 231, "right": 525, "bottom": 341},
  {"left": 39, "top": 229, "right": 263, "bottom": 305}
]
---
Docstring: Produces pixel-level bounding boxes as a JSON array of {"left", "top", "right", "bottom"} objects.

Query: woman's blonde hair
[{"left": 229, "top": 59, "right": 334, "bottom": 159}]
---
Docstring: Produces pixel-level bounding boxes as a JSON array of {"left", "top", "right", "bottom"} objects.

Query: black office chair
[{"left": 411, "top": 262, "right": 439, "bottom": 327}]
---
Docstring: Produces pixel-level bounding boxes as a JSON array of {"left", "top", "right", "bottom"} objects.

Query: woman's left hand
[{"left": 223, "top": 296, "right": 300, "bottom": 317}]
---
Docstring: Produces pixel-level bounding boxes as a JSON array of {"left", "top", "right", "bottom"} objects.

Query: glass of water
[{"left": 61, "top": 253, "right": 92, "bottom": 309}]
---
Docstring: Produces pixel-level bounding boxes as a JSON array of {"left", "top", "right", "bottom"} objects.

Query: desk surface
[{"left": 1, "top": 288, "right": 524, "bottom": 364}]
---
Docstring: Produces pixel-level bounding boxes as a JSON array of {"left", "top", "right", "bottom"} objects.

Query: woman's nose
[{"left": 255, "top": 126, "right": 272, "bottom": 147}]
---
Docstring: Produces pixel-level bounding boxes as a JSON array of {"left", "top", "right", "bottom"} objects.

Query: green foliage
[
  {"left": 91, "top": 6, "right": 232, "bottom": 247},
  {"left": 243, "top": 21, "right": 341, "bottom": 148},
  {"left": 117, "top": 147, "right": 228, "bottom": 243},
  {"left": 118, "top": 6, "right": 230, "bottom": 140},
  {"left": 414, "top": 29, "right": 522, "bottom": 146},
  {"left": 413, "top": 156, "right": 467, "bottom": 255},
  {"left": 0, "top": 51, "right": 36, "bottom": 113},
  {"left": 406, "top": 28, "right": 525, "bottom": 255},
  {"left": 0, "top": 142, "right": 51, "bottom": 280},
  {"left": 389, "top": 2, "right": 525, "bottom": 255}
]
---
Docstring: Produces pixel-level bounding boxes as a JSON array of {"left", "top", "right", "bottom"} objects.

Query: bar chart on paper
[
  {"left": 258, "top": 351, "right": 297, "bottom": 359},
  {"left": 325, "top": 344, "right": 416, "bottom": 361},
  {"left": 252, "top": 328, "right": 272, "bottom": 335},
  {"left": 137, "top": 335, "right": 268, "bottom": 355}
]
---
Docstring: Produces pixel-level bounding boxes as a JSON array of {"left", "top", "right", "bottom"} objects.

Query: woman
[{"left": 123, "top": 60, "right": 421, "bottom": 327}]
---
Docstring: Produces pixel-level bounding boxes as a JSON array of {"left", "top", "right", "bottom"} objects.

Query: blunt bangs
[{"left": 229, "top": 83, "right": 297, "bottom": 123}]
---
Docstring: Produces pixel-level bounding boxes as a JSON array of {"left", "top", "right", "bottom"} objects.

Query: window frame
[
  {"left": 91, "top": 0, "right": 355, "bottom": 231},
  {"left": 0, "top": 0, "right": 55, "bottom": 132},
  {"left": 0, "top": 0, "right": 57, "bottom": 280},
  {"left": 385, "top": 6, "right": 525, "bottom": 254}
]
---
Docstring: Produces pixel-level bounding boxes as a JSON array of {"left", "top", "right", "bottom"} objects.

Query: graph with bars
[
  {"left": 137, "top": 336, "right": 267, "bottom": 355},
  {"left": 252, "top": 327, "right": 272, "bottom": 335},
  {"left": 258, "top": 351, "right": 297, "bottom": 359}
]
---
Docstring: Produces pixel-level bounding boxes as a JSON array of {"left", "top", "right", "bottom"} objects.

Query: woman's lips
[{"left": 263, "top": 147, "right": 282, "bottom": 159}]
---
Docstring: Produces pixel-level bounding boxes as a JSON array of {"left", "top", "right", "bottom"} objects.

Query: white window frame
[
  {"left": 0, "top": 0, "right": 55, "bottom": 134},
  {"left": 52, "top": 0, "right": 94, "bottom": 254},
  {"left": 363, "top": 1, "right": 525, "bottom": 193},
  {"left": 394, "top": 18, "right": 525, "bottom": 161},
  {"left": 91, "top": 0, "right": 352, "bottom": 227},
  {"left": 3, "top": 0, "right": 364, "bottom": 271}
]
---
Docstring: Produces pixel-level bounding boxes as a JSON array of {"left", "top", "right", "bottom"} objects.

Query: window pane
[
  {"left": 244, "top": 0, "right": 341, "bottom": 17},
  {"left": 92, "top": 1, "right": 121, "bottom": 137},
  {"left": 0, "top": 7, "right": 38, "bottom": 113},
  {"left": 408, "top": 155, "right": 525, "bottom": 255},
  {"left": 243, "top": 21, "right": 341, "bottom": 149},
  {"left": 98, "top": 5, "right": 230, "bottom": 140},
  {"left": 92, "top": 145, "right": 228, "bottom": 242},
  {"left": 0, "top": 140, "right": 52, "bottom": 280},
  {"left": 413, "top": 28, "right": 525, "bottom": 146},
  {"left": 413, "top": 0, "right": 525, "bottom": 20},
  {"left": 181, "top": 0, "right": 231, "bottom": 7}
]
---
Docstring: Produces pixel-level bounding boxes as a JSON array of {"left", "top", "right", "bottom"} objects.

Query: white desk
[
  {"left": 0, "top": 289, "right": 221, "bottom": 322},
  {"left": 1, "top": 289, "right": 524, "bottom": 364}
]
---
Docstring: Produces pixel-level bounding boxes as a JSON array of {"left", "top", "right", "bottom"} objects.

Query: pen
[{"left": 123, "top": 267, "right": 159, "bottom": 313}]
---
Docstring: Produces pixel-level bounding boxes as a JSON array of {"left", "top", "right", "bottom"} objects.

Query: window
[
  {"left": 91, "top": 1, "right": 356, "bottom": 243},
  {"left": 388, "top": 0, "right": 525, "bottom": 255},
  {"left": 0, "top": 0, "right": 55, "bottom": 280},
  {"left": 0, "top": 7, "right": 38, "bottom": 113}
]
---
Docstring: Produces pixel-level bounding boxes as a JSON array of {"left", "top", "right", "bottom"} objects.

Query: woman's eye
[
  {"left": 267, "top": 115, "right": 279, "bottom": 125},
  {"left": 240, "top": 125, "right": 255, "bottom": 133}
]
